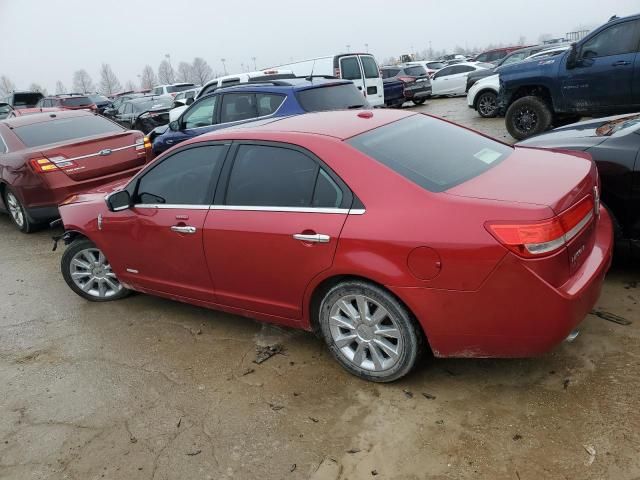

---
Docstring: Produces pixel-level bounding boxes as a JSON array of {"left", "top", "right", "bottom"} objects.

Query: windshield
[
  {"left": 348, "top": 114, "right": 512, "bottom": 192},
  {"left": 596, "top": 114, "right": 640, "bottom": 136},
  {"left": 296, "top": 83, "right": 369, "bottom": 112},
  {"left": 166, "top": 84, "right": 195, "bottom": 93},
  {"left": 13, "top": 115, "right": 123, "bottom": 147}
]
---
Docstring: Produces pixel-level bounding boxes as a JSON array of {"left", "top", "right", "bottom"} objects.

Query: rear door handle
[
  {"left": 171, "top": 225, "right": 196, "bottom": 234},
  {"left": 612, "top": 60, "right": 631, "bottom": 66},
  {"left": 293, "top": 233, "right": 330, "bottom": 243}
]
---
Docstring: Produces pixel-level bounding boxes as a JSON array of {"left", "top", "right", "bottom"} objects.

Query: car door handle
[
  {"left": 293, "top": 233, "right": 330, "bottom": 243},
  {"left": 171, "top": 225, "right": 196, "bottom": 234},
  {"left": 612, "top": 60, "right": 631, "bottom": 66}
]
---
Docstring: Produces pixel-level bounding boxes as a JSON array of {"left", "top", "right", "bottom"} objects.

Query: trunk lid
[
  {"left": 448, "top": 146, "right": 599, "bottom": 278},
  {"left": 39, "top": 131, "right": 146, "bottom": 181}
]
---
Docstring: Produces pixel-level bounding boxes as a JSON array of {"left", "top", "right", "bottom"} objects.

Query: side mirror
[
  {"left": 106, "top": 190, "right": 131, "bottom": 212},
  {"left": 566, "top": 43, "right": 578, "bottom": 69},
  {"left": 186, "top": 97, "right": 194, "bottom": 105},
  {"left": 169, "top": 120, "right": 180, "bottom": 131}
]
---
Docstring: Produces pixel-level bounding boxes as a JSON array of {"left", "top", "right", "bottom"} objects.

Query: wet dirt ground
[{"left": 1, "top": 97, "right": 639, "bottom": 480}]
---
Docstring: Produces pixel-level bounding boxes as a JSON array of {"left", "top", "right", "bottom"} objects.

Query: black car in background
[
  {"left": 112, "top": 95, "right": 174, "bottom": 133},
  {"left": 519, "top": 113, "right": 640, "bottom": 258},
  {"left": 465, "top": 45, "right": 551, "bottom": 91},
  {"left": 102, "top": 93, "right": 146, "bottom": 118},
  {"left": 380, "top": 65, "right": 432, "bottom": 106},
  {"left": 87, "top": 94, "right": 112, "bottom": 114},
  {"left": 1, "top": 91, "right": 44, "bottom": 109}
]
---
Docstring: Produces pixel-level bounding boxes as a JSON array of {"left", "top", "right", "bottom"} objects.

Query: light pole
[
  {"left": 165, "top": 53, "right": 174, "bottom": 83},
  {"left": 346, "top": 44, "right": 351, "bottom": 52},
  {"left": 221, "top": 58, "right": 227, "bottom": 75},
  {"left": 364, "top": 43, "right": 369, "bottom": 53},
  {"left": 252, "top": 56, "right": 257, "bottom": 70}
]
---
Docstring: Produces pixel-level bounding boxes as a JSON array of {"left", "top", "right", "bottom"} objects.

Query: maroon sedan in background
[{"left": 0, "top": 110, "right": 152, "bottom": 232}]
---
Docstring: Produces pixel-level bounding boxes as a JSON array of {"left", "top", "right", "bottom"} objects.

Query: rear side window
[
  {"left": 256, "top": 94, "right": 285, "bottom": 116},
  {"left": 312, "top": 169, "right": 343, "bottom": 208},
  {"left": 340, "top": 57, "right": 362, "bottom": 80},
  {"left": 360, "top": 56, "right": 380, "bottom": 79},
  {"left": 12, "top": 116, "right": 124, "bottom": 148},
  {"left": 348, "top": 115, "right": 512, "bottom": 192},
  {"left": 220, "top": 93, "right": 258, "bottom": 123},
  {"left": 136, "top": 145, "right": 226, "bottom": 205},
  {"left": 296, "top": 84, "right": 367, "bottom": 111},
  {"left": 226, "top": 145, "right": 318, "bottom": 207},
  {"left": 61, "top": 97, "right": 92, "bottom": 107}
]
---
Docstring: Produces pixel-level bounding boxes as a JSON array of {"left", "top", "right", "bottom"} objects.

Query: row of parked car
[{"left": 0, "top": 17, "right": 636, "bottom": 382}]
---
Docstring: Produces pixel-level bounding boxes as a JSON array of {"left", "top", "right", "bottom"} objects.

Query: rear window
[
  {"left": 427, "top": 62, "right": 445, "bottom": 70},
  {"left": 61, "top": 96, "right": 92, "bottom": 107},
  {"left": 404, "top": 66, "right": 427, "bottom": 76},
  {"left": 381, "top": 68, "right": 399, "bottom": 79},
  {"left": 13, "top": 115, "right": 123, "bottom": 148},
  {"left": 88, "top": 94, "right": 109, "bottom": 103},
  {"left": 296, "top": 84, "right": 368, "bottom": 112},
  {"left": 360, "top": 55, "right": 380, "bottom": 79},
  {"left": 166, "top": 84, "right": 195, "bottom": 93},
  {"left": 347, "top": 115, "right": 512, "bottom": 192}
]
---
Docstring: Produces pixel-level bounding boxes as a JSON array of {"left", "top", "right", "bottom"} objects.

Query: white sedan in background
[
  {"left": 467, "top": 74, "right": 500, "bottom": 117},
  {"left": 430, "top": 62, "right": 493, "bottom": 96}
]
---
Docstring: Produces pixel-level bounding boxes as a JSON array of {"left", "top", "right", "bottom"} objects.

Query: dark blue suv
[{"left": 151, "top": 78, "right": 368, "bottom": 155}]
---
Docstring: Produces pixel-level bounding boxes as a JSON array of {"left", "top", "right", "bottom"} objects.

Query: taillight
[
  {"left": 397, "top": 76, "right": 415, "bottom": 84},
  {"left": 136, "top": 137, "right": 152, "bottom": 157},
  {"left": 486, "top": 196, "right": 595, "bottom": 258},
  {"left": 29, "top": 156, "right": 78, "bottom": 173}
]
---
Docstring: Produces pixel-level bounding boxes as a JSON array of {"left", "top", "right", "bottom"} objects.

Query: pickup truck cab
[{"left": 499, "top": 14, "right": 640, "bottom": 140}]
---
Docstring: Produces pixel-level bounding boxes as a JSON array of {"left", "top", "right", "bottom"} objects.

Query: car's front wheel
[
  {"left": 61, "top": 238, "right": 130, "bottom": 302},
  {"left": 505, "top": 95, "right": 553, "bottom": 140},
  {"left": 476, "top": 91, "right": 498, "bottom": 118},
  {"left": 318, "top": 281, "right": 424, "bottom": 382}
]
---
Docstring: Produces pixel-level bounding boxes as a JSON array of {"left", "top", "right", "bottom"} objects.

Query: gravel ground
[{"left": 0, "top": 97, "right": 638, "bottom": 480}]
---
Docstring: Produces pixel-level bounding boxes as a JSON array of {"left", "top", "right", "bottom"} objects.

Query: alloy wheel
[
  {"left": 6, "top": 192, "right": 25, "bottom": 228},
  {"left": 69, "top": 248, "right": 122, "bottom": 299},
  {"left": 477, "top": 93, "right": 497, "bottom": 116},
  {"left": 328, "top": 294, "right": 403, "bottom": 372},
  {"left": 514, "top": 107, "right": 538, "bottom": 133}
]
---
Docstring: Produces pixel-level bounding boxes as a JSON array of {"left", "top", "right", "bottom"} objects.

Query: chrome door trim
[
  {"left": 171, "top": 225, "right": 197, "bottom": 234},
  {"left": 134, "top": 204, "right": 210, "bottom": 210},
  {"left": 0, "top": 134, "right": 8, "bottom": 154},
  {"left": 210, "top": 205, "right": 365, "bottom": 215}
]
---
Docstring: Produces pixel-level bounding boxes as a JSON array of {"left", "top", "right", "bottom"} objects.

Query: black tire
[
  {"left": 318, "top": 280, "right": 424, "bottom": 382},
  {"left": 412, "top": 98, "right": 427, "bottom": 106},
  {"left": 61, "top": 237, "right": 130, "bottom": 302},
  {"left": 505, "top": 95, "right": 553, "bottom": 140},
  {"left": 3, "top": 187, "right": 38, "bottom": 233},
  {"left": 475, "top": 91, "right": 498, "bottom": 118},
  {"left": 552, "top": 115, "right": 581, "bottom": 128}
]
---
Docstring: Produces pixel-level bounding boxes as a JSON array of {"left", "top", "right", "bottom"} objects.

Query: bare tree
[
  {"left": 55, "top": 80, "right": 66, "bottom": 94},
  {"left": 29, "top": 83, "right": 47, "bottom": 95},
  {"left": 538, "top": 33, "right": 553, "bottom": 43},
  {"left": 124, "top": 80, "right": 137, "bottom": 91},
  {"left": 0, "top": 75, "right": 16, "bottom": 96},
  {"left": 176, "top": 62, "right": 193, "bottom": 83},
  {"left": 72, "top": 69, "right": 95, "bottom": 93},
  {"left": 190, "top": 57, "right": 213, "bottom": 85},
  {"left": 158, "top": 60, "right": 175, "bottom": 84},
  {"left": 140, "top": 65, "right": 157, "bottom": 90},
  {"left": 98, "top": 64, "right": 122, "bottom": 95}
]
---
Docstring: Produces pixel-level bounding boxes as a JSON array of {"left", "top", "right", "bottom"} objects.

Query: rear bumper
[
  {"left": 404, "top": 86, "right": 432, "bottom": 99},
  {"left": 390, "top": 206, "right": 614, "bottom": 358}
]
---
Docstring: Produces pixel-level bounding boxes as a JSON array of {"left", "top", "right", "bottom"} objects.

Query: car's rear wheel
[
  {"left": 61, "top": 238, "right": 130, "bottom": 302},
  {"left": 3, "top": 187, "right": 37, "bottom": 233},
  {"left": 505, "top": 95, "right": 553, "bottom": 140},
  {"left": 318, "top": 280, "right": 423, "bottom": 382},
  {"left": 476, "top": 91, "right": 498, "bottom": 118},
  {"left": 412, "top": 98, "right": 427, "bottom": 106}
]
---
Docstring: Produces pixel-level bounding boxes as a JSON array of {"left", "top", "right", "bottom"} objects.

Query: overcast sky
[{"left": 1, "top": 0, "right": 638, "bottom": 92}]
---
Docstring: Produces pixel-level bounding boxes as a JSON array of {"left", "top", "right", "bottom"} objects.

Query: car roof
[
  {"left": 199, "top": 109, "right": 415, "bottom": 142},
  {"left": 1, "top": 109, "right": 93, "bottom": 128},
  {"left": 211, "top": 78, "right": 352, "bottom": 95}
]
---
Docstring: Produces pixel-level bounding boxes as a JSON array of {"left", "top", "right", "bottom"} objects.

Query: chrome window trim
[
  {"left": 133, "top": 204, "right": 210, "bottom": 210},
  {"left": 0, "top": 134, "right": 8, "bottom": 154},
  {"left": 127, "top": 205, "right": 365, "bottom": 214}
]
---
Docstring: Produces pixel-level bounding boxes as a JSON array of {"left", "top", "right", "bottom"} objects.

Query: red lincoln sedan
[
  {"left": 56, "top": 110, "right": 613, "bottom": 382},
  {"left": 0, "top": 110, "right": 152, "bottom": 232}
]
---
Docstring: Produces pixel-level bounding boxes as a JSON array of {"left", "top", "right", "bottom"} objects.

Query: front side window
[
  {"left": 582, "top": 20, "right": 640, "bottom": 58},
  {"left": 360, "top": 55, "right": 380, "bottom": 79},
  {"left": 220, "top": 93, "right": 258, "bottom": 123},
  {"left": 135, "top": 145, "right": 226, "bottom": 205},
  {"left": 183, "top": 95, "right": 217, "bottom": 129},
  {"left": 226, "top": 145, "right": 318, "bottom": 207},
  {"left": 475, "top": 53, "right": 488, "bottom": 63},
  {"left": 348, "top": 114, "right": 512, "bottom": 192},
  {"left": 340, "top": 57, "right": 362, "bottom": 80}
]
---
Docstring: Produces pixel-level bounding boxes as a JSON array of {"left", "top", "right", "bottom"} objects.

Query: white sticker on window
[{"left": 474, "top": 148, "right": 502, "bottom": 164}]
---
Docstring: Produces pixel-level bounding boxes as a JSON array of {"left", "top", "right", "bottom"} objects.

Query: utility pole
[
  {"left": 252, "top": 56, "right": 257, "bottom": 70},
  {"left": 364, "top": 43, "right": 369, "bottom": 53},
  {"left": 221, "top": 58, "right": 227, "bottom": 75},
  {"left": 346, "top": 44, "right": 350, "bottom": 53}
]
